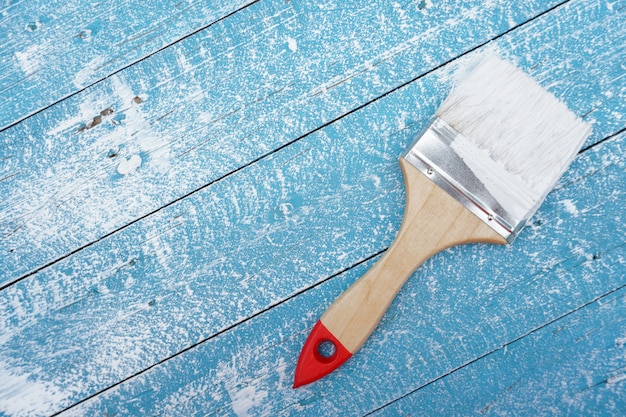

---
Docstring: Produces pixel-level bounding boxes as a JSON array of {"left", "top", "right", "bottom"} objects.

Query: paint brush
[{"left": 293, "top": 55, "right": 592, "bottom": 388}]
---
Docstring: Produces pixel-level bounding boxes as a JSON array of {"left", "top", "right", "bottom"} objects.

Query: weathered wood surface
[
  {"left": 0, "top": 0, "right": 255, "bottom": 130},
  {"left": 1, "top": 0, "right": 583, "bottom": 286},
  {"left": 1, "top": 0, "right": 625, "bottom": 416}
]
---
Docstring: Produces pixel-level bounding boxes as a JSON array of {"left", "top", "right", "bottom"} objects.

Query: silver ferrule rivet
[
  {"left": 426, "top": 168, "right": 433, "bottom": 175},
  {"left": 487, "top": 214, "right": 494, "bottom": 221}
]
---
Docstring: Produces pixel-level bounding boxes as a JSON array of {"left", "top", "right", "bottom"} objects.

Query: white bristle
[{"left": 436, "top": 55, "right": 592, "bottom": 196}]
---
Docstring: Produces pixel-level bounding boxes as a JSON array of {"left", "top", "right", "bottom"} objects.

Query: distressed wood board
[{"left": 1, "top": 0, "right": 625, "bottom": 416}]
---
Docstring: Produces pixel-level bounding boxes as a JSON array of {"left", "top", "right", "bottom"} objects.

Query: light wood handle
[
  {"left": 321, "top": 158, "right": 507, "bottom": 353},
  {"left": 293, "top": 159, "right": 507, "bottom": 387}
]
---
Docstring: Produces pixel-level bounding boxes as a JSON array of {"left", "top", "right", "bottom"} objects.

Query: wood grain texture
[
  {"left": 0, "top": 0, "right": 624, "bottom": 415},
  {"left": 57, "top": 130, "right": 626, "bottom": 415},
  {"left": 1, "top": 0, "right": 583, "bottom": 287},
  {"left": 0, "top": 0, "right": 256, "bottom": 130},
  {"left": 321, "top": 160, "right": 505, "bottom": 354},
  {"left": 369, "top": 283, "right": 626, "bottom": 416}
]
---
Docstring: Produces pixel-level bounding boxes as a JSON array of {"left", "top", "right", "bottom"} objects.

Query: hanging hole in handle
[{"left": 315, "top": 339, "right": 337, "bottom": 363}]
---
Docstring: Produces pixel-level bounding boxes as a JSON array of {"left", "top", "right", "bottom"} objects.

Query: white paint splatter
[
  {"left": 607, "top": 373, "right": 626, "bottom": 387},
  {"left": 229, "top": 385, "right": 268, "bottom": 417},
  {"left": 45, "top": 94, "right": 106, "bottom": 136},
  {"left": 287, "top": 37, "right": 297, "bottom": 52},
  {"left": 145, "top": 229, "right": 175, "bottom": 275},
  {"left": 117, "top": 154, "right": 142, "bottom": 175},
  {"left": 561, "top": 199, "right": 579, "bottom": 216},
  {"left": 176, "top": 50, "right": 194, "bottom": 72},
  {"left": 14, "top": 44, "right": 43, "bottom": 76},
  {"left": 0, "top": 360, "right": 67, "bottom": 417},
  {"left": 110, "top": 76, "right": 172, "bottom": 174},
  {"left": 216, "top": 355, "right": 272, "bottom": 417},
  {"left": 73, "top": 55, "right": 106, "bottom": 88},
  {"left": 4, "top": 73, "right": 175, "bottom": 283}
]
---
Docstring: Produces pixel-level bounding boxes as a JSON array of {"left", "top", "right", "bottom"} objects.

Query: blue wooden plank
[
  {"left": 53, "top": 132, "right": 626, "bottom": 416},
  {"left": 4, "top": 0, "right": 610, "bottom": 287},
  {"left": 0, "top": 0, "right": 255, "bottom": 130},
  {"left": 1, "top": 48, "right": 625, "bottom": 417},
  {"left": 0, "top": 0, "right": 624, "bottom": 415},
  {"left": 58, "top": 257, "right": 385, "bottom": 417},
  {"left": 369, "top": 286, "right": 626, "bottom": 416}
]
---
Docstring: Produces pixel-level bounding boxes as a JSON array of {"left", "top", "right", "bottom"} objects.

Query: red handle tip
[{"left": 293, "top": 320, "right": 352, "bottom": 388}]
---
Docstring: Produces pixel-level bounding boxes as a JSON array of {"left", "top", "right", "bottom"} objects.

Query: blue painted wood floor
[{"left": 1, "top": 0, "right": 625, "bottom": 415}]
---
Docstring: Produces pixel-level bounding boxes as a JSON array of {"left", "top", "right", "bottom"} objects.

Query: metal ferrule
[{"left": 401, "top": 118, "right": 535, "bottom": 243}]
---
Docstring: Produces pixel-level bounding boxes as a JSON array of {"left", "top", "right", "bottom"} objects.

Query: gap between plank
[
  {"left": 50, "top": 103, "right": 621, "bottom": 417},
  {"left": 52, "top": 203, "right": 626, "bottom": 416},
  {"left": 1, "top": 0, "right": 575, "bottom": 292},
  {"left": 0, "top": 0, "right": 261, "bottom": 134},
  {"left": 3, "top": 1, "right": 620, "bottom": 415},
  {"left": 364, "top": 269, "right": 626, "bottom": 416},
  {"left": 50, "top": 248, "right": 387, "bottom": 416}
]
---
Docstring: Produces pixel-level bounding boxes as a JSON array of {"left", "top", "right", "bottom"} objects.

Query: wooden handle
[{"left": 294, "top": 159, "right": 506, "bottom": 388}]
